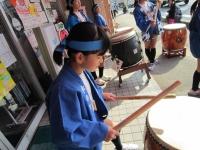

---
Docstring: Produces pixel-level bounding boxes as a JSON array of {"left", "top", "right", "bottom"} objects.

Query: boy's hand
[
  {"left": 103, "top": 93, "right": 116, "bottom": 101},
  {"left": 105, "top": 127, "right": 119, "bottom": 142}
]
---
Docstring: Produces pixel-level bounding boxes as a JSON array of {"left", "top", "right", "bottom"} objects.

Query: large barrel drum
[
  {"left": 111, "top": 29, "right": 143, "bottom": 68},
  {"left": 145, "top": 96, "right": 200, "bottom": 150},
  {"left": 161, "top": 23, "right": 187, "bottom": 51}
]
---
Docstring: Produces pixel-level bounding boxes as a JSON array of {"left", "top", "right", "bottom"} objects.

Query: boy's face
[{"left": 83, "top": 53, "right": 103, "bottom": 71}]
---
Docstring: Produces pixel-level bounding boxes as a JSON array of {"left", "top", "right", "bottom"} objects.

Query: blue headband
[{"left": 55, "top": 40, "right": 104, "bottom": 52}]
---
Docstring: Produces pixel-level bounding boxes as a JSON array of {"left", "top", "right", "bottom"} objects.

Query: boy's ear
[{"left": 75, "top": 52, "right": 85, "bottom": 64}]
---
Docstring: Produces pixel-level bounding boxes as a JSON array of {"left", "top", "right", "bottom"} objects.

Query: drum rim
[
  {"left": 120, "top": 58, "right": 143, "bottom": 69},
  {"left": 111, "top": 31, "right": 137, "bottom": 44},
  {"left": 146, "top": 112, "right": 179, "bottom": 150},
  {"left": 163, "top": 23, "right": 187, "bottom": 30}
]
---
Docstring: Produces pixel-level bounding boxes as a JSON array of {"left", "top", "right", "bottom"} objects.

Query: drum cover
[{"left": 146, "top": 96, "right": 200, "bottom": 150}]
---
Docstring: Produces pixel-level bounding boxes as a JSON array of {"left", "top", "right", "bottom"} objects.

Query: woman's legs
[
  {"left": 99, "top": 57, "right": 111, "bottom": 81},
  {"left": 191, "top": 59, "right": 200, "bottom": 90},
  {"left": 188, "top": 59, "right": 200, "bottom": 97},
  {"left": 149, "top": 36, "right": 158, "bottom": 63},
  {"left": 144, "top": 40, "right": 151, "bottom": 63},
  {"left": 99, "top": 62, "right": 104, "bottom": 78},
  {"left": 144, "top": 36, "right": 157, "bottom": 63},
  {"left": 144, "top": 36, "right": 158, "bottom": 70}
]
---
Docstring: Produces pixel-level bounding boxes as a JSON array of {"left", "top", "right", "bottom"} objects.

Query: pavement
[
  {"left": 113, "top": 12, "right": 196, "bottom": 96},
  {"left": 101, "top": 12, "right": 196, "bottom": 150}
]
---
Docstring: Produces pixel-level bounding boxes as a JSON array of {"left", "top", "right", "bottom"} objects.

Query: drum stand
[
  {"left": 118, "top": 59, "right": 151, "bottom": 87},
  {"left": 162, "top": 48, "right": 186, "bottom": 58}
]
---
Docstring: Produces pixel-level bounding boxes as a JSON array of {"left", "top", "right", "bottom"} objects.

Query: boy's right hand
[{"left": 104, "top": 127, "right": 119, "bottom": 142}]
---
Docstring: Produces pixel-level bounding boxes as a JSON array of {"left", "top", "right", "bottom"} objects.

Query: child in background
[
  {"left": 46, "top": 22, "right": 138, "bottom": 150},
  {"left": 166, "top": 0, "right": 182, "bottom": 24},
  {"left": 91, "top": 4, "right": 111, "bottom": 86}
]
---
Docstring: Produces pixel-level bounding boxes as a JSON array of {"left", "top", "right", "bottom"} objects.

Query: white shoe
[
  {"left": 95, "top": 78, "right": 105, "bottom": 86},
  {"left": 154, "top": 59, "right": 159, "bottom": 65},
  {"left": 122, "top": 143, "right": 139, "bottom": 150},
  {"left": 148, "top": 63, "right": 155, "bottom": 71},
  {"left": 188, "top": 89, "right": 200, "bottom": 98}
]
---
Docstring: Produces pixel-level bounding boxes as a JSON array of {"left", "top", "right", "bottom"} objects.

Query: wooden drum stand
[{"left": 118, "top": 59, "right": 151, "bottom": 87}]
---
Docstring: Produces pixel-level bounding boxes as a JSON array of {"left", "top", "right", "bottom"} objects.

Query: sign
[{"left": 0, "top": 61, "right": 16, "bottom": 100}]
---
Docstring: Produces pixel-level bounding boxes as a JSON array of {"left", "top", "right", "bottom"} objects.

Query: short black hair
[
  {"left": 67, "top": 22, "right": 110, "bottom": 57},
  {"left": 53, "top": 22, "right": 111, "bottom": 66}
]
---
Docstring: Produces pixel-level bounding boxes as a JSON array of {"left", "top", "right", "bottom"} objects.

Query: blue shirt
[
  {"left": 46, "top": 63, "right": 109, "bottom": 150},
  {"left": 133, "top": 1, "right": 162, "bottom": 36},
  {"left": 65, "top": 11, "right": 89, "bottom": 31},
  {"left": 189, "top": 5, "right": 200, "bottom": 58},
  {"left": 94, "top": 13, "right": 107, "bottom": 28}
]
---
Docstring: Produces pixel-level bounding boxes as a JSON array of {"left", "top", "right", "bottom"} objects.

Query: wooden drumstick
[
  {"left": 116, "top": 93, "right": 176, "bottom": 100},
  {"left": 113, "top": 80, "right": 181, "bottom": 131}
]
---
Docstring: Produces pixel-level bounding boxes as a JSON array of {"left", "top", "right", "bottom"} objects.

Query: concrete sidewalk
[
  {"left": 101, "top": 13, "right": 195, "bottom": 150},
  {"left": 113, "top": 13, "right": 196, "bottom": 96}
]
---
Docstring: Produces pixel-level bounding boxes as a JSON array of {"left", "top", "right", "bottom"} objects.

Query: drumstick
[
  {"left": 113, "top": 80, "right": 181, "bottom": 131},
  {"left": 116, "top": 93, "right": 176, "bottom": 100}
]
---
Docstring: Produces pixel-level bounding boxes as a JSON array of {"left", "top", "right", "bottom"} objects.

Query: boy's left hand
[{"left": 103, "top": 93, "right": 116, "bottom": 101}]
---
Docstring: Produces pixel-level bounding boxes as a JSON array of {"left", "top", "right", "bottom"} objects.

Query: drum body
[
  {"left": 144, "top": 96, "right": 200, "bottom": 150},
  {"left": 111, "top": 29, "right": 143, "bottom": 68},
  {"left": 161, "top": 23, "right": 187, "bottom": 51}
]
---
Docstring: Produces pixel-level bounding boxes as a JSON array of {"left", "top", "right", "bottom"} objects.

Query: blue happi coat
[
  {"left": 133, "top": 1, "right": 162, "bottom": 36},
  {"left": 94, "top": 13, "right": 107, "bottom": 28},
  {"left": 65, "top": 10, "right": 89, "bottom": 31},
  {"left": 46, "top": 63, "right": 109, "bottom": 150},
  {"left": 189, "top": 5, "right": 200, "bottom": 58}
]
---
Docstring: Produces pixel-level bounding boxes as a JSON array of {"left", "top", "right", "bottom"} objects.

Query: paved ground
[
  {"left": 101, "top": 13, "right": 196, "bottom": 150},
  {"left": 113, "top": 13, "right": 196, "bottom": 96}
]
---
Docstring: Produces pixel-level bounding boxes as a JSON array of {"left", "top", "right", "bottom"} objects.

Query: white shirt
[
  {"left": 79, "top": 72, "right": 97, "bottom": 111},
  {"left": 139, "top": 2, "right": 154, "bottom": 21},
  {"left": 74, "top": 11, "right": 86, "bottom": 22}
]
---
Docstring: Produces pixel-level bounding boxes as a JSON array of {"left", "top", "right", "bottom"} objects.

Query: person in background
[
  {"left": 166, "top": 0, "right": 182, "bottom": 23},
  {"left": 111, "top": 0, "right": 118, "bottom": 18},
  {"left": 188, "top": 0, "right": 200, "bottom": 97},
  {"left": 133, "top": 0, "right": 162, "bottom": 71},
  {"left": 47, "top": 22, "right": 138, "bottom": 150},
  {"left": 91, "top": 4, "right": 111, "bottom": 86},
  {"left": 65, "top": 0, "right": 89, "bottom": 31}
]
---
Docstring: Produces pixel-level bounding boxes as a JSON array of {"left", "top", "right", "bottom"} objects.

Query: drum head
[
  {"left": 163, "top": 23, "right": 186, "bottom": 30},
  {"left": 111, "top": 29, "right": 136, "bottom": 43},
  {"left": 147, "top": 96, "right": 200, "bottom": 149}
]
